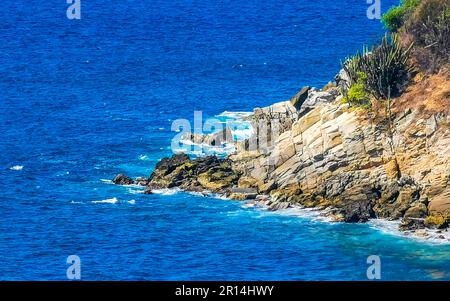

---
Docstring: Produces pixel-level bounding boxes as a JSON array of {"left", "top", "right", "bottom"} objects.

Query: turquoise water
[{"left": 0, "top": 0, "right": 449, "bottom": 280}]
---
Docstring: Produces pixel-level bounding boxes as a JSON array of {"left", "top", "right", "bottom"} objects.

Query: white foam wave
[
  {"left": 187, "top": 191, "right": 210, "bottom": 197},
  {"left": 151, "top": 188, "right": 181, "bottom": 195},
  {"left": 369, "top": 219, "right": 450, "bottom": 245},
  {"left": 128, "top": 200, "right": 136, "bottom": 204},
  {"left": 249, "top": 202, "right": 450, "bottom": 244},
  {"left": 9, "top": 165, "right": 23, "bottom": 171},
  {"left": 215, "top": 111, "right": 252, "bottom": 119},
  {"left": 127, "top": 187, "right": 145, "bottom": 194},
  {"left": 246, "top": 202, "right": 336, "bottom": 223},
  {"left": 138, "top": 154, "right": 150, "bottom": 161},
  {"left": 177, "top": 139, "right": 237, "bottom": 157},
  {"left": 231, "top": 128, "right": 254, "bottom": 140},
  {"left": 92, "top": 197, "right": 119, "bottom": 204}
]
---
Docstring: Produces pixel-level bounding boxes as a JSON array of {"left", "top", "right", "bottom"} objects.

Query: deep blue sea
[{"left": 0, "top": 0, "right": 449, "bottom": 280}]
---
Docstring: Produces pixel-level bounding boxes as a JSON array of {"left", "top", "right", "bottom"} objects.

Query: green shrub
[
  {"left": 383, "top": 6, "right": 407, "bottom": 32},
  {"left": 406, "top": 0, "right": 450, "bottom": 70},
  {"left": 343, "top": 72, "right": 370, "bottom": 107},
  {"left": 342, "top": 34, "right": 414, "bottom": 100},
  {"left": 382, "top": 0, "right": 422, "bottom": 32}
]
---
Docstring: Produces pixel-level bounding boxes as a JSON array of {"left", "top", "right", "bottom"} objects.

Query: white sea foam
[
  {"left": 128, "top": 199, "right": 136, "bottom": 204},
  {"left": 127, "top": 187, "right": 145, "bottom": 194},
  {"left": 187, "top": 191, "right": 210, "bottom": 197},
  {"left": 241, "top": 200, "right": 450, "bottom": 244},
  {"left": 245, "top": 202, "right": 335, "bottom": 223},
  {"left": 9, "top": 165, "right": 24, "bottom": 171},
  {"left": 215, "top": 111, "right": 252, "bottom": 119},
  {"left": 100, "top": 179, "right": 113, "bottom": 184},
  {"left": 276, "top": 206, "right": 336, "bottom": 223},
  {"left": 138, "top": 154, "right": 150, "bottom": 161},
  {"left": 178, "top": 137, "right": 238, "bottom": 157},
  {"left": 92, "top": 197, "right": 119, "bottom": 204},
  {"left": 368, "top": 219, "right": 450, "bottom": 245},
  {"left": 151, "top": 188, "right": 181, "bottom": 195},
  {"left": 231, "top": 128, "right": 254, "bottom": 140}
]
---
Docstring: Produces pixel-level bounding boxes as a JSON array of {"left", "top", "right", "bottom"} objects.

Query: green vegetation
[
  {"left": 382, "top": 0, "right": 422, "bottom": 32},
  {"left": 342, "top": 34, "right": 414, "bottom": 101},
  {"left": 405, "top": 0, "right": 450, "bottom": 71},
  {"left": 342, "top": 72, "right": 370, "bottom": 107},
  {"left": 339, "top": 0, "right": 447, "bottom": 106}
]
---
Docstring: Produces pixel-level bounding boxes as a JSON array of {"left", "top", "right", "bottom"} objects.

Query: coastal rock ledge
[{"left": 115, "top": 77, "right": 450, "bottom": 233}]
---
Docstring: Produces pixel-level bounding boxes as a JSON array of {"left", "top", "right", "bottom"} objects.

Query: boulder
[
  {"left": 335, "top": 68, "right": 351, "bottom": 92},
  {"left": 399, "top": 217, "right": 425, "bottom": 231},
  {"left": 112, "top": 174, "right": 134, "bottom": 185},
  {"left": 340, "top": 198, "right": 375, "bottom": 223}
]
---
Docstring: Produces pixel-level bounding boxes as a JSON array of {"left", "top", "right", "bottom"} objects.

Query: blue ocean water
[{"left": 0, "top": 0, "right": 449, "bottom": 280}]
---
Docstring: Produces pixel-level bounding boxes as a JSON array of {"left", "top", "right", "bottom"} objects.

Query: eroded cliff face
[{"left": 230, "top": 74, "right": 450, "bottom": 228}]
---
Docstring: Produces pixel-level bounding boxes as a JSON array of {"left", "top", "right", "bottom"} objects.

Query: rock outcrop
[
  {"left": 113, "top": 74, "right": 449, "bottom": 232},
  {"left": 147, "top": 154, "right": 240, "bottom": 194},
  {"left": 112, "top": 174, "right": 134, "bottom": 185},
  {"left": 181, "top": 127, "right": 234, "bottom": 146}
]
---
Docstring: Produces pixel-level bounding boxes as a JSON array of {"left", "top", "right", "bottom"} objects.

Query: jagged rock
[
  {"left": 237, "top": 176, "right": 261, "bottom": 189},
  {"left": 301, "top": 89, "right": 335, "bottom": 110},
  {"left": 112, "top": 174, "right": 134, "bottom": 185},
  {"left": 399, "top": 218, "right": 425, "bottom": 231},
  {"left": 148, "top": 154, "right": 239, "bottom": 193},
  {"left": 268, "top": 201, "right": 291, "bottom": 211},
  {"left": 229, "top": 190, "right": 257, "bottom": 200},
  {"left": 404, "top": 203, "right": 428, "bottom": 219},
  {"left": 229, "top": 193, "right": 249, "bottom": 200},
  {"left": 335, "top": 185, "right": 377, "bottom": 222},
  {"left": 335, "top": 68, "right": 351, "bottom": 93},
  {"left": 374, "top": 186, "right": 420, "bottom": 220},
  {"left": 400, "top": 202, "right": 428, "bottom": 230},
  {"left": 135, "top": 177, "right": 149, "bottom": 186},
  {"left": 197, "top": 169, "right": 238, "bottom": 191},
  {"left": 289, "top": 86, "right": 310, "bottom": 110},
  {"left": 148, "top": 154, "right": 191, "bottom": 188},
  {"left": 258, "top": 180, "right": 277, "bottom": 194},
  {"left": 181, "top": 127, "right": 234, "bottom": 146}
]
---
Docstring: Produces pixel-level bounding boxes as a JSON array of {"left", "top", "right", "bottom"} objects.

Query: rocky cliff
[
  {"left": 231, "top": 74, "right": 450, "bottom": 230},
  {"left": 113, "top": 71, "right": 449, "bottom": 233}
]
